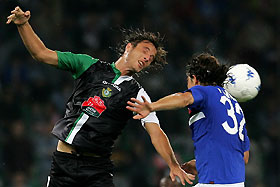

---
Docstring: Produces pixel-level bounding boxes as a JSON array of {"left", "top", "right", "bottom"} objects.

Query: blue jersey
[{"left": 186, "top": 85, "right": 250, "bottom": 184}]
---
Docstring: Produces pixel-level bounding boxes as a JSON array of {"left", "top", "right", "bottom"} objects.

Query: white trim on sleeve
[
  {"left": 114, "top": 76, "right": 133, "bottom": 85},
  {"left": 136, "top": 88, "right": 160, "bottom": 127}
]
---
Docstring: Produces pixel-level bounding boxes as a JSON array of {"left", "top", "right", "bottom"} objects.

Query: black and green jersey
[{"left": 52, "top": 51, "right": 159, "bottom": 157}]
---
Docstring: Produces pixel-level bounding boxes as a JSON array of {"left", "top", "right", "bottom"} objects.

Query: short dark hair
[
  {"left": 186, "top": 53, "right": 229, "bottom": 87},
  {"left": 117, "top": 28, "right": 167, "bottom": 72}
]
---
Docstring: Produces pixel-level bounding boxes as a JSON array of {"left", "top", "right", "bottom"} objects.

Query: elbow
[
  {"left": 31, "top": 54, "right": 40, "bottom": 61},
  {"left": 31, "top": 48, "right": 50, "bottom": 63},
  {"left": 29, "top": 49, "right": 44, "bottom": 62},
  {"left": 32, "top": 54, "right": 44, "bottom": 62}
]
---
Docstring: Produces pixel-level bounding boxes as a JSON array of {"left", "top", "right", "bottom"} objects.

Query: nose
[{"left": 143, "top": 55, "right": 150, "bottom": 62}]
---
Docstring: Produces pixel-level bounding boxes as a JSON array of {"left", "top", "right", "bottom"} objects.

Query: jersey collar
[{"left": 111, "top": 62, "right": 121, "bottom": 83}]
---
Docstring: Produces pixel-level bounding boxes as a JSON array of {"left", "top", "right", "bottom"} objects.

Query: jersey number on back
[{"left": 220, "top": 95, "right": 245, "bottom": 141}]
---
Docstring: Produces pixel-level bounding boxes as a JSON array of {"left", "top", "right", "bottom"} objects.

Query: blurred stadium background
[{"left": 0, "top": 0, "right": 279, "bottom": 186}]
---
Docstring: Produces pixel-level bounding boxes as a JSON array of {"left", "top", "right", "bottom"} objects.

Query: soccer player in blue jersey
[
  {"left": 127, "top": 53, "right": 250, "bottom": 187},
  {"left": 7, "top": 6, "right": 195, "bottom": 187}
]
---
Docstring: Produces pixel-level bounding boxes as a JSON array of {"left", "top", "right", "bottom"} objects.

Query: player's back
[{"left": 187, "top": 85, "right": 250, "bottom": 184}]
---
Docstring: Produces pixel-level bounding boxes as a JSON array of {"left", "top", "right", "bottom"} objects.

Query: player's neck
[{"left": 115, "top": 57, "right": 134, "bottom": 76}]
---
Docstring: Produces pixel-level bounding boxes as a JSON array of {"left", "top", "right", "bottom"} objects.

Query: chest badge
[{"left": 102, "top": 87, "right": 112, "bottom": 97}]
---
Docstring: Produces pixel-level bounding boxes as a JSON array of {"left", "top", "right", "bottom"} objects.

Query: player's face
[{"left": 124, "top": 40, "right": 156, "bottom": 72}]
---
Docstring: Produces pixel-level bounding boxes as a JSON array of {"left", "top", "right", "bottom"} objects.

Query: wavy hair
[
  {"left": 186, "top": 53, "right": 229, "bottom": 87},
  {"left": 116, "top": 28, "right": 167, "bottom": 72}
]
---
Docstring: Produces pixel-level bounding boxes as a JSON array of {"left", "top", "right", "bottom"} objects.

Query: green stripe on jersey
[
  {"left": 111, "top": 62, "right": 121, "bottom": 83},
  {"left": 65, "top": 112, "right": 89, "bottom": 144}
]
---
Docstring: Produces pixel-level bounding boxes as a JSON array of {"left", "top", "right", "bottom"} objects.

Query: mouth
[{"left": 138, "top": 60, "right": 144, "bottom": 69}]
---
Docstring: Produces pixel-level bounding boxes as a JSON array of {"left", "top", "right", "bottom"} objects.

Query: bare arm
[
  {"left": 127, "top": 92, "right": 194, "bottom": 119},
  {"left": 148, "top": 92, "right": 194, "bottom": 111},
  {"left": 145, "top": 122, "right": 195, "bottom": 185},
  {"left": 6, "top": 6, "right": 58, "bottom": 66},
  {"left": 244, "top": 150, "right": 249, "bottom": 165}
]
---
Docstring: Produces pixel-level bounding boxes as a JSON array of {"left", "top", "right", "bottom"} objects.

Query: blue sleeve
[{"left": 185, "top": 85, "right": 207, "bottom": 111}]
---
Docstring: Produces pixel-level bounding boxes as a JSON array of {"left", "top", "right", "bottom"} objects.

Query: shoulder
[
  {"left": 116, "top": 76, "right": 142, "bottom": 89},
  {"left": 56, "top": 51, "right": 98, "bottom": 61},
  {"left": 188, "top": 86, "right": 215, "bottom": 109},
  {"left": 189, "top": 85, "right": 207, "bottom": 96},
  {"left": 190, "top": 85, "right": 221, "bottom": 94},
  {"left": 85, "top": 60, "right": 112, "bottom": 72}
]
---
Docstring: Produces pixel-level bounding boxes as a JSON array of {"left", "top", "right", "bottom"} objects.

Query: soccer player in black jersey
[{"left": 7, "top": 6, "right": 195, "bottom": 187}]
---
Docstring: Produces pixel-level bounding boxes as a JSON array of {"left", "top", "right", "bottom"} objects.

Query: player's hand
[
  {"left": 169, "top": 164, "right": 195, "bottom": 185},
  {"left": 126, "top": 96, "right": 152, "bottom": 119},
  {"left": 181, "top": 159, "right": 197, "bottom": 175},
  {"left": 6, "top": 6, "right": 31, "bottom": 25}
]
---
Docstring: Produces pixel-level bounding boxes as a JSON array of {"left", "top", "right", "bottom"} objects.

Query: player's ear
[
  {"left": 191, "top": 75, "right": 199, "bottom": 85},
  {"left": 125, "top": 43, "right": 132, "bottom": 53}
]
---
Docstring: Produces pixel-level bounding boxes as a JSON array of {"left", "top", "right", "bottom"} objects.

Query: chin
[{"left": 135, "top": 67, "right": 142, "bottom": 73}]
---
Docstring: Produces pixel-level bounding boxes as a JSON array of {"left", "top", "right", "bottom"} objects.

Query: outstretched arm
[
  {"left": 145, "top": 122, "right": 195, "bottom": 185},
  {"left": 6, "top": 6, "right": 58, "bottom": 66},
  {"left": 127, "top": 92, "right": 194, "bottom": 119}
]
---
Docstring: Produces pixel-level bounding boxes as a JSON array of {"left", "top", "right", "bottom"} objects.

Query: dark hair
[
  {"left": 186, "top": 53, "right": 229, "bottom": 86},
  {"left": 117, "top": 28, "right": 168, "bottom": 71}
]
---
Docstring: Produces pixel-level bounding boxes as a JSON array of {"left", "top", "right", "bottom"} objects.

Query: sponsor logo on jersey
[
  {"left": 81, "top": 96, "right": 106, "bottom": 117},
  {"left": 102, "top": 81, "right": 121, "bottom": 91},
  {"left": 102, "top": 87, "right": 112, "bottom": 97}
]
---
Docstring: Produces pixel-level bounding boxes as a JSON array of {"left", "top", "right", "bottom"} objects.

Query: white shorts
[{"left": 194, "top": 182, "right": 244, "bottom": 187}]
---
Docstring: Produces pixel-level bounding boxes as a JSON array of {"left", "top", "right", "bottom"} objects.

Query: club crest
[{"left": 102, "top": 87, "right": 112, "bottom": 97}]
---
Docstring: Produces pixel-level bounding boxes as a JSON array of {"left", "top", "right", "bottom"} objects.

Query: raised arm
[
  {"left": 144, "top": 122, "right": 195, "bottom": 185},
  {"left": 6, "top": 6, "right": 58, "bottom": 66},
  {"left": 127, "top": 92, "right": 194, "bottom": 119}
]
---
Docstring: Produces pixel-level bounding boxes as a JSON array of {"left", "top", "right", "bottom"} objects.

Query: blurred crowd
[{"left": 0, "top": 0, "right": 279, "bottom": 186}]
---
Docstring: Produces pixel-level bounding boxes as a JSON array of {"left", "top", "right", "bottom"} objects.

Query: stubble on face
[{"left": 126, "top": 41, "right": 157, "bottom": 73}]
